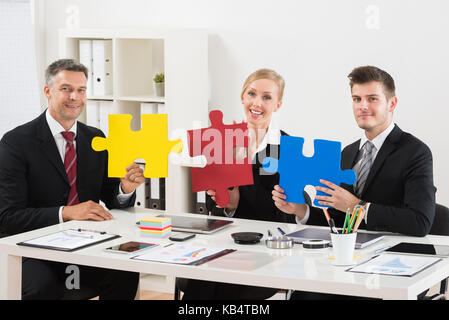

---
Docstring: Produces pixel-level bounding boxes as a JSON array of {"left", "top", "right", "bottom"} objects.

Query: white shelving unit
[{"left": 59, "top": 28, "right": 209, "bottom": 214}]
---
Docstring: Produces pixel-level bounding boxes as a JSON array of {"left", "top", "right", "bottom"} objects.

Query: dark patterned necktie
[
  {"left": 355, "top": 140, "right": 374, "bottom": 197},
  {"left": 61, "top": 131, "right": 79, "bottom": 205}
]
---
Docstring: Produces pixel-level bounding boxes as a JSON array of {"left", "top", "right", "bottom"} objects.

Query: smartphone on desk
[
  {"left": 104, "top": 241, "right": 158, "bottom": 254},
  {"left": 169, "top": 232, "right": 196, "bottom": 242}
]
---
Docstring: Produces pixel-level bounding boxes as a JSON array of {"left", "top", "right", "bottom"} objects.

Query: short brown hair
[
  {"left": 45, "top": 58, "right": 88, "bottom": 86},
  {"left": 240, "top": 68, "right": 285, "bottom": 101},
  {"left": 348, "top": 66, "right": 396, "bottom": 99}
]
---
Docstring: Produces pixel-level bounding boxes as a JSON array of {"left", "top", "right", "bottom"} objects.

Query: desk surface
[{"left": 1, "top": 207, "right": 449, "bottom": 300}]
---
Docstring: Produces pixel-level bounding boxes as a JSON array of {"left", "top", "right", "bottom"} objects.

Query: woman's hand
[
  {"left": 272, "top": 185, "right": 308, "bottom": 219},
  {"left": 208, "top": 187, "right": 240, "bottom": 212}
]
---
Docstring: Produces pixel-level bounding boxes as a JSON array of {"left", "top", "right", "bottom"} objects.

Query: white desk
[{"left": 1, "top": 207, "right": 449, "bottom": 300}]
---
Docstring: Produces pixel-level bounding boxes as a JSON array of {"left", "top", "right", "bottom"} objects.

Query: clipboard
[
  {"left": 17, "top": 228, "right": 120, "bottom": 252},
  {"left": 346, "top": 254, "right": 442, "bottom": 277},
  {"left": 191, "top": 249, "right": 236, "bottom": 266},
  {"left": 131, "top": 244, "right": 236, "bottom": 266}
]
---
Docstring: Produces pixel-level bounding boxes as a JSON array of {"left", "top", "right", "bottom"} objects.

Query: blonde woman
[
  {"left": 206, "top": 68, "right": 295, "bottom": 223},
  {"left": 181, "top": 69, "right": 294, "bottom": 300}
]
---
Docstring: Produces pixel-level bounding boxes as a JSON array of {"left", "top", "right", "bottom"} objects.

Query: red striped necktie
[{"left": 61, "top": 131, "right": 80, "bottom": 205}]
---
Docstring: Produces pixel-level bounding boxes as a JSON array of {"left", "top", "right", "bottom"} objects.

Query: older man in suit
[{"left": 0, "top": 59, "right": 144, "bottom": 299}]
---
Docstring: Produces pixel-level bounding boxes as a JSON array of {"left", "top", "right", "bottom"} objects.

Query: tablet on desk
[
  {"left": 385, "top": 242, "right": 449, "bottom": 257},
  {"left": 285, "top": 228, "right": 384, "bottom": 249},
  {"left": 161, "top": 215, "right": 233, "bottom": 234}
]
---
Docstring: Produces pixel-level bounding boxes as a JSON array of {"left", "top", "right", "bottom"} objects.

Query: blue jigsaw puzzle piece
[{"left": 263, "top": 135, "right": 356, "bottom": 208}]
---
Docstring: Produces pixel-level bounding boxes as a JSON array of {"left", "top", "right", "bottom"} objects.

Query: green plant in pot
[{"left": 153, "top": 72, "right": 165, "bottom": 97}]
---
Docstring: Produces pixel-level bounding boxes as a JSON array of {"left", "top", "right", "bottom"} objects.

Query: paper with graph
[
  {"left": 347, "top": 254, "right": 441, "bottom": 277},
  {"left": 132, "top": 244, "right": 231, "bottom": 265}
]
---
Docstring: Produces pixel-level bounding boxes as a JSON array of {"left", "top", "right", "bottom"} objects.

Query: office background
[{"left": 3, "top": 0, "right": 449, "bottom": 206}]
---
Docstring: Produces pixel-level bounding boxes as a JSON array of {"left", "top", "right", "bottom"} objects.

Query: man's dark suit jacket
[
  {"left": 0, "top": 111, "right": 135, "bottom": 238},
  {"left": 307, "top": 124, "right": 436, "bottom": 237}
]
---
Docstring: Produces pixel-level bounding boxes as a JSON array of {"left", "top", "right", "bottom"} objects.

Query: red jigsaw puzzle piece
[{"left": 187, "top": 110, "right": 254, "bottom": 207}]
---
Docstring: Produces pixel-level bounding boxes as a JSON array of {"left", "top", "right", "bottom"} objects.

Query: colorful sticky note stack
[{"left": 140, "top": 217, "right": 172, "bottom": 238}]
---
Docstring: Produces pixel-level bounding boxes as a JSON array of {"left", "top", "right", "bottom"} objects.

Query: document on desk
[
  {"left": 17, "top": 229, "right": 120, "bottom": 252},
  {"left": 347, "top": 254, "right": 442, "bottom": 277},
  {"left": 132, "top": 244, "right": 235, "bottom": 266}
]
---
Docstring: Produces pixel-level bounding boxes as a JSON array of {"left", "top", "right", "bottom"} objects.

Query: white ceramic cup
[{"left": 330, "top": 232, "right": 357, "bottom": 265}]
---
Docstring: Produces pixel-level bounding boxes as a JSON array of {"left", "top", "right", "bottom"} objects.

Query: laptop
[
  {"left": 156, "top": 215, "right": 234, "bottom": 234},
  {"left": 285, "top": 228, "right": 384, "bottom": 249}
]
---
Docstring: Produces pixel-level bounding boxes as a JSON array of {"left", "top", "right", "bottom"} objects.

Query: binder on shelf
[
  {"left": 195, "top": 191, "right": 208, "bottom": 215},
  {"left": 141, "top": 102, "right": 158, "bottom": 115},
  {"left": 157, "top": 103, "right": 166, "bottom": 115},
  {"left": 138, "top": 105, "right": 155, "bottom": 209},
  {"left": 144, "top": 178, "right": 151, "bottom": 208},
  {"left": 141, "top": 102, "right": 167, "bottom": 210},
  {"left": 149, "top": 178, "right": 165, "bottom": 210},
  {"left": 98, "top": 100, "right": 115, "bottom": 134},
  {"left": 92, "top": 39, "right": 113, "bottom": 96},
  {"left": 134, "top": 163, "right": 146, "bottom": 208},
  {"left": 85, "top": 100, "right": 100, "bottom": 128},
  {"left": 79, "top": 40, "right": 93, "bottom": 97}
]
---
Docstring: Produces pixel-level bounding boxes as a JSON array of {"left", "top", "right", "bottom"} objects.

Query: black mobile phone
[{"left": 169, "top": 232, "right": 196, "bottom": 242}]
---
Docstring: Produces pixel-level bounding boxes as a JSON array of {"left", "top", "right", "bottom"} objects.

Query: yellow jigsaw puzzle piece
[{"left": 92, "top": 114, "right": 182, "bottom": 178}]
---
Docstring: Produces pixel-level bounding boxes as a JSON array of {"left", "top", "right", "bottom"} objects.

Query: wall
[
  {"left": 39, "top": 0, "right": 449, "bottom": 205},
  {"left": 0, "top": 0, "right": 41, "bottom": 138}
]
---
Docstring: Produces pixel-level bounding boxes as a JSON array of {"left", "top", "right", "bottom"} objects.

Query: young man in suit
[
  {"left": 0, "top": 59, "right": 145, "bottom": 299},
  {"left": 273, "top": 66, "right": 436, "bottom": 300},
  {"left": 273, "top": 65, "right": 436, "bottom": 237}
]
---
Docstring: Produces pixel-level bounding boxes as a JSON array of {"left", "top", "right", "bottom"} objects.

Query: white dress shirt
[{"left": 45, "top": 109, "right": 133, "bottom": 223}]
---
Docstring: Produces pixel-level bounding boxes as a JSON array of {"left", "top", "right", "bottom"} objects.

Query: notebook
[{"left": 285, "top": 228, "right": 384, "bottom": 249}]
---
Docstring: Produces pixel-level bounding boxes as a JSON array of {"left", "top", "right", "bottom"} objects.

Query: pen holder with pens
[
  {"left": 326, "top": 205, "right": 365, "bottom": 266},
  {"left": 330, "top": 232, "right": 357, "bottom": 266}
]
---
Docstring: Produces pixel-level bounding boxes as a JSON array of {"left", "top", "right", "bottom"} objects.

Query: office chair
[
  {"left": 424, "top": 203, "right": 449, "bottom": 300},
  {"left": 430, "top": 203, "right": 449, "bottom": 236}
]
